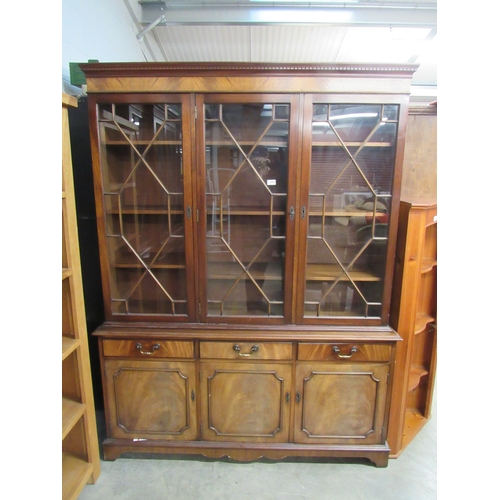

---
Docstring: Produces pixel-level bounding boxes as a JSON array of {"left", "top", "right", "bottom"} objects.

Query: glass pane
[
  {"left": 98, "top": 102, "right": 187, "bottom": 317},
  {"left": 305, "top": 103, "right": 398, "bottom": 319},
  {"left": 205, "top": 102, "right": 289, "bottom": 318}
]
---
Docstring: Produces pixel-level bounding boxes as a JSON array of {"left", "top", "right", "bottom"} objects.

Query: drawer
[
  {"left": 200, "top": 341, "right": 293, "bottom": 360},
  {"left": 298, "top": 343, "right": 392, "bottom": 362},
  {"left": 102, "top": 339, "right": 194, "bottom": 359}
]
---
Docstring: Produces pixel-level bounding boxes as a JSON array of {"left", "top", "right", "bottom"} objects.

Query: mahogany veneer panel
[
  {"left": 200, "top": 362, "right": 292, "bottom": 443},
  {"left": 104, "top": 359, "right": 197, "bottom": 441},
  {"left": 298, "top": 343, "right": 392, "bottom": 362},
  {"left": 102, "top": 339, "right": 194, "bottom": 358},
  {"left": 200, "top": 341, "right": 293, "bottom": 360},
  {"left": 294, "top": 362, "right": 390, "bottom": 446}
]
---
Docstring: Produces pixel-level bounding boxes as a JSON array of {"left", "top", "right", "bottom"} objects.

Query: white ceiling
[{"left": 134, "top": 1, "right": 437, "bottom": 99}]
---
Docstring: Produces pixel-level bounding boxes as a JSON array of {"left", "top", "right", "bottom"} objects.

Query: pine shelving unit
[
  {"left": 62, "top": 93, "right": 100, "bottom": 498},
  {"left": 388, "top": 198, "right": 437, "bottom": 457}
]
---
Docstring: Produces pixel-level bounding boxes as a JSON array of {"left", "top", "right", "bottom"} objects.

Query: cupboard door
[
  {"left": 200, "top": 362, "right": 292, "bottom": 442},
  {"left": 294, "top": 362, "right": 389, "bottom": 445},
  {"left": 91, "top": 94, "right": 196, "bottom": 321},
  {"left": 198, "top": 95, "right": 299, "bottom": 323},
  {"left": 298, "top": 97, "right": 401, "bottom": 324},
  {"left": 104, "top": 359, "right": 197, "bottom": 441}
]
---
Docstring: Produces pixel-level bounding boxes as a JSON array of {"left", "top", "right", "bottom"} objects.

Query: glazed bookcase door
[
  {"left": 197, "top": 94, "right": 299, "bottom": 323},
  {"left": 297, "top": 96, "right": 402, "bottom": 325},
  {"left": 90, "top": 94, "right": 196, "bottom": 321}
]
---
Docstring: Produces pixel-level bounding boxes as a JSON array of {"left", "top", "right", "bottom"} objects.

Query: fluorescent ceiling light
[
  {"left": 250, "top": 8, "right": 353, "bottom": 23},
  {"left": 313, "top": 113, "right": 379, "bottom": 126},
  {"left": 330, "top": 113, "right": 378, "bottom": 120},
  {"left": 347, "top": 27, "right": 433, "bottom": 42},
  {"left": 251, "top": 1, "right": 358, "bottom": 3}
]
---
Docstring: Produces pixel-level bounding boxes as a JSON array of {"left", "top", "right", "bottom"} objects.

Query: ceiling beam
[{"left": 140, "top": 2, "right": 437, "bottom": 28}]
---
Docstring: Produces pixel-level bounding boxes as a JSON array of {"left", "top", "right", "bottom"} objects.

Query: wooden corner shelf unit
[
  {"left": 79, "top": 62, "right": 420, "bottom": 467},
  {"left": 62, "top": 93, "right": 100, "bottom": 498},
  {"left": 388, "top": 198, "right": 437, "bottom": 457}
]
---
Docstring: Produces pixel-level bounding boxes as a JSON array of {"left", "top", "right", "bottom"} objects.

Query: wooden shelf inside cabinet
[
  {"left": 206, "top": 262, "right": 381, "bottom": 283},
  {"left": 311, "top": 141, "right": 394, "bottom": 148},
  {"left": 206, "top": 208, "right": 287, "bottom": 216},
  {"left": 113, "top": 262, "right": 187, "bottom": 270},
  {"left": 208, "top": 261, "right": 282, "bottom": 280},
  {"left": 111, "top": 251, "right": 186, "bottom": 269},
  {"left": 306, "top": 263, "right": 381, "bottom": 282},
  {"left": 62, "top": 93, "right": 100, "bottom": 498},
  {"left": 388, "top": 198, "right": 437, "bottom": 458},
  {"left": 103, "top": 140, "right": 182, "bottom": 146},
  {"left": 309, "top": 210, "right": 388, "bottom": 218},
  {"left": 106, "top": 206, "right": 184, "bottom": 215},
  {"left": 110, "top": 209, "right": 185, "bottom": 215},
  {"left": 206, "top": 140, "right": 289, "bottom": 147}
]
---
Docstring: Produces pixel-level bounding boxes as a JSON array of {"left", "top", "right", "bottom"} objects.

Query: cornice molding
[{"left": 80, "top": 62, "right": 419, "bottom": 78}]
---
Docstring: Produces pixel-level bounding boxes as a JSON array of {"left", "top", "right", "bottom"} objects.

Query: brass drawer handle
[
  {"left": 332, "top": 345, "right": 358, "bottom": 359},
  {"left": 136, "top": 342, "right": 160, "bottom": 355},
  {"left": 233, "top": 344, "right": 259, "bottom": 357}
]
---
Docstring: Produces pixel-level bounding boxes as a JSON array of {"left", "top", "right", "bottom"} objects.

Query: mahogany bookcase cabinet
[{"left": 80, "top": 62, "right": 417, "bottom": 467}]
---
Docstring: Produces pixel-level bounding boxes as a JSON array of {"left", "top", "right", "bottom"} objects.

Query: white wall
[{"left": 62, "top": 0, "right": 150, "bottom": 92}]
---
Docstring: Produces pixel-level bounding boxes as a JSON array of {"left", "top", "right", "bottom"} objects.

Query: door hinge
[
  {"left": 195, "top": 106, "right": 198, "bottom": 119},
  {"left": 198, "top": 303, "right": 202, "bottom": 315},
  {"left": 387, "top": 373, "right": 390, "bottom": 385}
]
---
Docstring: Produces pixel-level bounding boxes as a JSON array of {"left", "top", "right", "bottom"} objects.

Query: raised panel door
[
  {"left": 200, "top": 362, "right": 292, "bottom": 442},
  {"left": 104, "top": 359, "right": 197, "bottom": 441},
  {"left": 294, "top": 362, "right": 389, "bottom": 445}
]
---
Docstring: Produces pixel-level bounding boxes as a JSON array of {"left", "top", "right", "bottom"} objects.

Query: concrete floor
[{"left": 80, "top": 391, "right": 436, "bottom": 500}]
